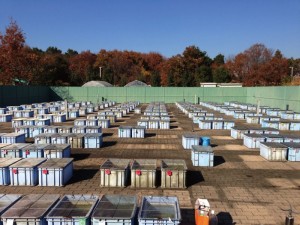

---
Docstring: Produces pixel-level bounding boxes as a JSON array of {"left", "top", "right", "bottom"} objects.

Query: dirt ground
[{"left": 1, "top": 103, "right": 300, "bottom": 225}]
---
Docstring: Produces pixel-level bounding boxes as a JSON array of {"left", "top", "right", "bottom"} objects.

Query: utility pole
[{"left": 99, "top": 67, "right": 102, "bottom": 79}]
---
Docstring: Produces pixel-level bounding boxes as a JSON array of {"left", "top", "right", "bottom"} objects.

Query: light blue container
[
  {"left": 182, "top": 133, "right": 200, "bottom": 149},
  {"left": 0, "top": 114, "right": 12, "bottom": 122},
  {"left": 22, "top": 110, "right": 34, "bottom": 118},
  {"left": 46, "top": 194, "right": 98, "bottom": 225},
  {"left": 84, "top": 134, "right": 103, "bottom": 148},
  {"left": 118, "top": 126, "right": 132, "bottom": 138},
  {"left": 38, "top": 158, "right": 73, "bottom": 186},
  {"left": 22, "top": 118, "right": 35, "bottom": 126},
  {"left": 212, "top": 120, "right": 223, "bottom": 129},
  {"left": 15, "top": 126, "right": 30, "bottom": 138},
  {"left": 74, "top": 119, "right": 87, "bottom": 126},
  {"left": 2, "top": 194, "right": 59, "bottom": 225},
  {"left": 1, "top": 133, "right": 25, "bottom": 144},
  {"left": 0, "top": 158, "right": 22, "bottom": 185},
  {"left": 284, "top": 143, "right": 300, "bottom": 161},
  {"left": 201, "top": 137, "right": 211, "bottom": 146},
  {"left": 191, "top": 145, "right": 214, "bottom": 167},
  {"left": 53, "top": 114, "right": 66, "bottom": 123},
  {"left": 1, "top": 143, "right": 31, "bottom": 158},
  {"left": 57, "top": 126, "right": 73, "bottom": 133},
  {"left": 92, "top": 195, "right": 137, "bottom": 225},
  {"left": 290, "top": 121, "right": 300, "bottom": 131},
  {"left": 9, "top": 158, "right": 46, "bottom": 186},
  {"left": 44, "top": 144, "right": 71, "bottom": 158},
  {"left": 21, "top": 144, "right": 49, "bottom": 158},
  {"left": 68, "top": 110, "right": 79, "bottom": 119},
  {"left": 0, "top": 108, "right": 8, "bottom": 114},
  {"left": 35, "top": 118, "right": 51, "bottom": 126},
  {"left": 263, "top": 134, "right": 284, "bottom": 143},
  {"left": 29, "top": 125, "right": 46, "bottom": 137}
]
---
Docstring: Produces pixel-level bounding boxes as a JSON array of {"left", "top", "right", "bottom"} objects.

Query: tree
[
  {"left": 150, "top": 71, "right": 161, "bottom": 86},
  {"left": 212, "top": 66, "right": 231, "bottom": 83},
  {"left": 46, "top": 46, "right": 62, "bottom": 54},
  {"left": 69, "top": 51, "right": 97, "bottom": 85},
  {"left": 225, "top": 43, "right": 288, "bottom": 86},
  {"left": 195, "top": 65, "right": 212, "bottom": 84},
  {"left": 65, "top": 49, "right": 78, "bottom": 57},
  {"left": 0, "top": 20, "right": 26, "bottom": 84}
]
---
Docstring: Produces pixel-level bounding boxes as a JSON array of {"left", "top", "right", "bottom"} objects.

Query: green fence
[
  {"left": 1, "top": 86, "right": 300, "bottom": 112},
  {"left": 50, "top": 86, "right": 247, "bottom": 104}
]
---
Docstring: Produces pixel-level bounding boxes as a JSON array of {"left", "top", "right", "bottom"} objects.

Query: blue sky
[{"left": 0, "top": 0, "right": 299, "bottom": 59}]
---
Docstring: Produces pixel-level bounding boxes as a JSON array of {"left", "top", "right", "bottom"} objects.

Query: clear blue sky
[{"left": 1, "top": 0, "right": 299, "bottom": 59}]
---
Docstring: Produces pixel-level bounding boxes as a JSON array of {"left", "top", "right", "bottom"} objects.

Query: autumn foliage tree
[{"left": 226, "top": 44, "right": 289, "bottom": 86}]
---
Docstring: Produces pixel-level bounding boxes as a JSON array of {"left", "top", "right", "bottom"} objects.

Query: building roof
[
  {"left": 124, "top": 80, "right": 148, "bottom": 87},
  {"left": 82, "top": 81, "right": 113, "bottom": 87}
]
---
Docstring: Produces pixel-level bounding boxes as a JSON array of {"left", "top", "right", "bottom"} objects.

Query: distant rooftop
[
  {"left": 82, "top": 80, "right": 113, "bottom": 87},
  {"left": 124, "top": 80, "right": 148, "bottom": 87}
]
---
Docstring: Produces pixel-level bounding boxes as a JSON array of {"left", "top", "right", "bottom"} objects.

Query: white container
[
  {"left": 290, "top": 121, "right": 300, "bottom": 131},
  {"left": 38, "top": 158, "right": 73, "bottom": 186},
  {"left": 106, "top": 115, "right": 117, "bottom": 123},
  {"left": 84, "top": 134, "right": 103, "bottom": 148},
  {"left": 2, "top": 194, "right": 59, "bottom": 225},
  {"left": 29, "top": 126, "right": 47, "bottom": 138},
  {"left": 0, "top": 158, "right": 22, "bottom": 185},
  {"left": 74, "top": 118, "right": 87, "bottom": 126},
  {"left": 86, "top": 126, "right": 102, "bottom": 134},
  {"left": 161, "top": 159, "right": 187, "bottom": 188},
  {"left": 11, "top": 118, "right": 23, "bottom": 128},
  {"left": 44, "top": 126, "right": 59, "bottom": 134},
  {"left": 279, "top": 121, "right": 290, "bottom": 130},
  {"left": 57, "top": 126, "right": 73, "bottom": 133},
  {"left": 100, "top": 159, "right": 130, "bottom": 187},
  {"left": 246, "top": 116, "right": 260, "bottom": 124},
  {"left": 230, "top": 126, "right": 249, "bottom": 139},
  {"left": 68, "top": 110, "right": 79, "bottom": 119},
  {"left": 43, "top": 144, "right": 71, "bottom": 158},
  {"left": 243, "top": 134, "right": 265, "bottom": 149},
  {"left": 283, "top": 134, "right": 300, "bottom": 143},
  {"left": 138, "top": 196, "right": 181, "bottom": 225},
  {"left": 132, "top": 126, "right": 146, "bottom": 138},
  {"left": 148, "top": 120, "right": 159, "bottom": 129},
  {"left": 263, "top": 128, "right": 280, "bottom": 135},
  {"left": 223, "top": 120, "right": 235, "bottom": 130},
  {"left": 35, "top": 118, "right": 51, "bottom": 126},
  {"left": 135, "top": 108, "right": 141, "bottom": 114},
  {"left": 22, "top": 118, "right": 35, "bottom": 126},
  {"left": 260, "top": 142, "right": 287, "bottom": 161},
  {"left": 34, "top": 133, "right": 52, "bottom": 144},
  {"left": 118, "top": 126, "right": 132, "bottom": 138},
  {"left": 212, "top": 120, "right": 223, "bottom": 129},
  {"left": 191, "top": 145, "right": 214, "bottom": 167},
  {"left": 182, "top": 134, "right": 200, "bottom": 149},
  {"left": 9, "top": 158, "right": 46, "bottom": 186},
  {"left": 86, "top": 119, "right": 98, "bottom": 127},
  {"left": 50, "top": 134, "right": 68, "bottom": 145},
  {"left": 137, "top": 120, "right": 148, "bottom": 129},
  {"left": 1, "top": 143, "right": 31, "bottom": 158},
  {"left": 284, "top": 143, "right": 300, "bottom": 161},
  {"left": 159, "top": 120, "right": 170, "bottom": 129},
  {"left": 263, "top": 134, "right": 284, "bottom": 143},
  {"left": 72, "top": 126, "right": 87, "bottom": 134},
  {"left": 53, "top": 114, "right": 67, "bottom": 123},
  {"left": 92, "top": 195, "right": 137, "bottom": 225},
  {"left": 1, "top": 133, "right": 25, "bottom": 144},
  {"left": 98, "top": 119, "right": 110, "bottom": 128},
  {"left": 199, "top": 120, "right": 212, "bottom": 129}
]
